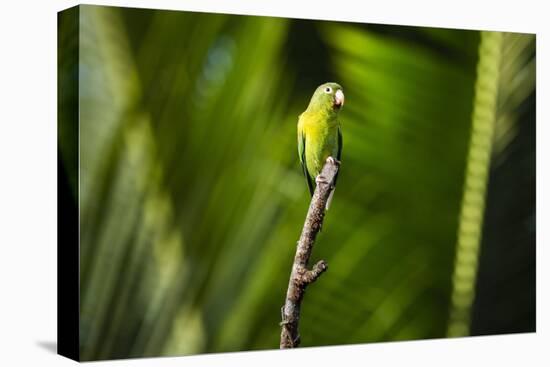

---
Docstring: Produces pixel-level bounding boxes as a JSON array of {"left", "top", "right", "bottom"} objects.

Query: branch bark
[{"left": 280, "top": 157, "right": 340, "bottom": 349}]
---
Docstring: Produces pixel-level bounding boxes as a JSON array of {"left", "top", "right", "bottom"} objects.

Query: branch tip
[{"left": 301, "top": 260, "right": 327, "bottom": 284}]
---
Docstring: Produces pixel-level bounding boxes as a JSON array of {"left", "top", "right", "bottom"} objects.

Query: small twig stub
[{"left": 280, "top": 157, "right": 340, "bottom": 349}]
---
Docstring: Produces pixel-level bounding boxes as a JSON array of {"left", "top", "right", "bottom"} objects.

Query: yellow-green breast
[{"left": 299, "top": 111, "right": 340, "bottom": 178}]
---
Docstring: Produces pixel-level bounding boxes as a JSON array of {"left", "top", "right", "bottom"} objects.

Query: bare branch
[{"left": 280, "top": 157, "right": 340, "bottom": 349}]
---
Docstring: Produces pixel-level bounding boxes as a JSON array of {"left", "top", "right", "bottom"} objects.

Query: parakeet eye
[{"left": 324, "top": 87, "right": 332, "bottom": 94}]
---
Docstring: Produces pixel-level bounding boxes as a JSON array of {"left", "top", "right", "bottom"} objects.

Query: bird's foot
[
  {"left": 316, "top": 174, "right": 336, "bottom": 191},
  {"left": 315, "top": 175, "right": 330, "bottom": 185},
  {"left": 326, "top": 156, "right": 341, "bottom": 166}
]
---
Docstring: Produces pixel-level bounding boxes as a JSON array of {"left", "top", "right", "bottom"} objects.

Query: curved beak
[{"left": 334, "top": 89, "right": 345, "bottom": 108}]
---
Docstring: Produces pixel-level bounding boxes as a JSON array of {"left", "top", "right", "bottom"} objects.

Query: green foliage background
[{"left": 58, "top": 5, "right": 535, "bottom": 361}]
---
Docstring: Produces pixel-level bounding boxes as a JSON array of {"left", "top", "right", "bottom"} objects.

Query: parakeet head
[{"left": 306, "top": 82, "right": 345, "bottom": 114}]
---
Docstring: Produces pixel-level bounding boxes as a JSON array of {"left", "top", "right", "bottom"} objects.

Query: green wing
[
  {"left": 298, "top": 128, "right": 315, "bottom": 197},
  {"left": 337, "top": 125, "right": 343, "bottom": 161},
  {"left": 333, "top": 126, "right": 343, "bottom": 187}
]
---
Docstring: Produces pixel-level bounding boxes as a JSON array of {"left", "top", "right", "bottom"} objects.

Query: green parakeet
[{"left": 297, "top": 82, "right": 344, "bottom": 208}]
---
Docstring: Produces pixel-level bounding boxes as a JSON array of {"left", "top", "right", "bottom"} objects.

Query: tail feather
[{"left": 325, "top": 188, "right": 335, "bottom": 211}]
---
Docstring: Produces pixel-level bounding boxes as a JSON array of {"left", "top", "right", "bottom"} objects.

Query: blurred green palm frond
[
  {"left": 470, "top": 33, "right": 536, "bottom": 335},
  {"left": 448, "top": 31, "right": 535, "bottom": 337},
  {"left": 77, "top": 5, "right": 300, "bottom": 360},
  {"left": 58, "top": 5, "right": 535, "bottom": 360},
  {"left": 447, "top": 31, "right": 504, "bottom": 337}
]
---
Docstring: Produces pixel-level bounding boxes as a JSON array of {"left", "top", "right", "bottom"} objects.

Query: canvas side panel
[{"left": 57, "top": 5, "right": 80, "bottom": 362}]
